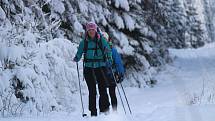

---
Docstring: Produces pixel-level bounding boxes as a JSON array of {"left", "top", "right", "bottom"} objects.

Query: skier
[
  {"left": 102, "top": 32, "right": 125, "bottom": 112},
  {"left": 73, "top": 22, "right": 112, "bottom": 116}
]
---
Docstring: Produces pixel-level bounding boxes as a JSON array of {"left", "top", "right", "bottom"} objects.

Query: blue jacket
[{"left": 111, "top": 47, "right": 125, "bottom": 75}]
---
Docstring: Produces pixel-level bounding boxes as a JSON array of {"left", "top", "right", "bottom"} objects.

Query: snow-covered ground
[{"left": 1, "top": 43, "right": 215, "bottom": 121}]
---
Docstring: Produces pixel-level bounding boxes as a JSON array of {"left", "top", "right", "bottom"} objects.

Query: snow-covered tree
[
  {"left": 0, "top": 0, "right": 214, "bottom": 116},
  {"left": 202, "top": 0, "right": 215, "bottom": 42}
]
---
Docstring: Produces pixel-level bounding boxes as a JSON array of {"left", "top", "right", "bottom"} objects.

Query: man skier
[{"left": 102, "top": 32, "right": 125, "bottom": 112}]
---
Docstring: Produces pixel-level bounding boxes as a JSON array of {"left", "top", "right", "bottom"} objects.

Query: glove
[
  {"left": 104, "top": 47, "right": 109, "bottom": 53},
  {"left": 106, "top": 60, "right": 112, "bottom": 68},
  {"left": 116, "top": 73, "right": 124, "bottom": 83},
  {"left": 73, "top": 56, "right": 79, "bottom": 62}
]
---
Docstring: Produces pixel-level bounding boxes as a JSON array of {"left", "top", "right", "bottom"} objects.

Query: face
[{"left": 88, "top": 29, "right": 96, "bottom": 38}]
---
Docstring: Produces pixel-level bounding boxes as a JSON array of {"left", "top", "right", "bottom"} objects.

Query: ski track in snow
[{"left": 2, "top": 43, "right": 215, "bottom": 121}]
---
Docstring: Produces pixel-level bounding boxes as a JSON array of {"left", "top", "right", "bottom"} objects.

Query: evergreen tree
[{"left": 184, "top": 0, "right": 205, "bottom": 48}]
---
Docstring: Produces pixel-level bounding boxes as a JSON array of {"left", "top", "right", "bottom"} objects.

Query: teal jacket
[{"left": 75, "top": 36, "right": 112, "bottom": 68}]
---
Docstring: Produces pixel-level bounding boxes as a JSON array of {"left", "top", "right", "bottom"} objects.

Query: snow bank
[
  {"left": 166, "top": 42, "right": 215, "bottom": 105},
  {"left": 0, "top": 29, "right": 80, "bottom": 117}
]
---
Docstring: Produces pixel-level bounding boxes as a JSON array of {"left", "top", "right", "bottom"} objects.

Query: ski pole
[
  {"left": 119, "top": 82, "right": 132, "bottom": 114},
  {"left": 104, "top": 51, "right": 127, "bottom": 114},
  {"left": 76, "top": 62, "right": 87, "bottom": 117},
  {"left": 103, "top": 46, "right": 126, "bottom": 114},
  {"left": 106, "top": 57, "right": 132, "bottom": 115},
  {"left": 109, "top": 66, "right": 127, "bottom": 114}
]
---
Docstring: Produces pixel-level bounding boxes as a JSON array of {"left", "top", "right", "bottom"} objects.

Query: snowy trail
[{"left": 2, "top": 43, "right": 215, "bottom": 121}]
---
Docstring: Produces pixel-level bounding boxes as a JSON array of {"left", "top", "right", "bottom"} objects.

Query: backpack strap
[
  {"left": 95, "top": 35, "right": 99, "bottom": 56},
  {"left": 83, "top": 33, "right": 107, "bottom": 63},
  {"left": 96, "top": 35, "right": 107, "bottom": 62}
]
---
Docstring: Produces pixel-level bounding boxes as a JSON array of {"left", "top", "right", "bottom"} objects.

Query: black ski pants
[{"left": 84, "top": 67, "right": 110, "bottom": 114}]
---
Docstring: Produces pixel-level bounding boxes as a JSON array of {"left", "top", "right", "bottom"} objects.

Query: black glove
[
  {"left": 106, "top": 60, "right": 112, "bottom": 68},
  {"left": 116, "top": 73, "right": 124, "bottom": 83},
  {"left": 73, "top": 56, "right": 79, "bottom": 62}
]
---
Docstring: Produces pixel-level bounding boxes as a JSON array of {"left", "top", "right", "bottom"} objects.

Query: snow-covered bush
[
  {"left": 1, "top": 0, "right": 212, "bottom": 83},
  {"left": 0, "top": 26, "right": 79, "bottom": 117}
]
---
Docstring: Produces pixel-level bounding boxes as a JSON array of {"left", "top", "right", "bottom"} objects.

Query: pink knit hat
[{"left": 86, "top": 22, "right": 97, "bottom": 32}]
